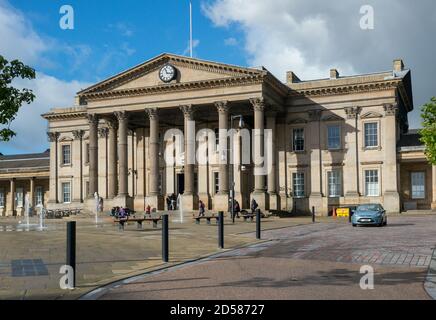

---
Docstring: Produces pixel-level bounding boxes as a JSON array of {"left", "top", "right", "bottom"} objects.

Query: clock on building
[{"left": 159, "top": 64, "right": 177, "bottom": 83}]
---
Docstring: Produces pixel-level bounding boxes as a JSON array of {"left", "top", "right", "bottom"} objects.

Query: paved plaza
[
  {"left": 91, "top": 214, "right": 436, "bottom": 300},
  {"left": 1, "top": 213, "right": 435, "bottom": 300},
  {"left": 0, "top": 212, "right": 313, "bottom": 300}
]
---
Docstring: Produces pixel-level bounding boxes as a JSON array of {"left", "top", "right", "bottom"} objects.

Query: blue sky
[{"left": 1, "top": 0, "right": 435, "bottom": 155}]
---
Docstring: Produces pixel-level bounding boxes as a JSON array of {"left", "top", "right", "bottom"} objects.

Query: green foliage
[
  {"left": 0, "top": 55, "right": 36, "bottom": 141},
  {"left": 419, "top": 97, "right": 436, "bottom": 165}
]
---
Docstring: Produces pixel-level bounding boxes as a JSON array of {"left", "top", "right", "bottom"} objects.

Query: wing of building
[{"left": 1, "top": 53, "right": 434, "bottom": 216}]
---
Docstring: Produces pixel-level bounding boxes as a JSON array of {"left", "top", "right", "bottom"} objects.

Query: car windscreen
[{"left": 357, "top": 204, "right": 381, "bottom": 211}]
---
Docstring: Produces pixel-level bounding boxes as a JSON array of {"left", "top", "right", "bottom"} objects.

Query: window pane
[
  {"left": 411, "top": 172, "right": 425, "bottom": 199},
  {"left": 36, "top": 186, "right": 44, "bottom": 206},
  {"left": 328, "top": 171, "right": 341, "bottom": 197},
  {"left": 327, "top": 125, "right": 340, "bottom": 149},
  {"left": 364, "top": 123, "right": 378, "bottom": 147},
  {"left": 214, "top": 172, "right": 220, "bottom": 193},
  {"left": 16, "top": 188, "right": 24, "bottom": 207},
  {"left": 365, "top": 170, "right": 379, "bottom": 196},
  {"left": 62, "top": 145, "right": 71, "bottom": 165},
  {"left": 293, "top": 128, "right": 305, "bottom": 151},
  {"left": 0, "top": 189, "right": 4, "bottom": 207},
  {"left": 62, "top": 183, "right": 71, "bottom": 203},
  {"left": 293, "top": 172, "right": 305, "bottom": 198}
]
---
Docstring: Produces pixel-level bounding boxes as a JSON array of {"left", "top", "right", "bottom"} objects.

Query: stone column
[
  {"left": 344, "top": 107, "right": 361, "bottom": 204},
  {"left": 107, "top": 119, "right": 118, "bottom": 199},
  {"left": 383, "top": 104, "right": 400, "bottom": 213},
  {"left": 214, "top": 101, "right": 230, "bottom": 211},
  {"left": 98, "top": 128, "right": 109, "bottom": 199},
  {"left": 250, "top": 98, "right": 268, "bottom": 211},
  {"left": 29, "top": 177, "right": 35, "bottom": 214},
  {"left": 180, "top": 105, "right": 198, "bottom": 211},
  {"left": 87, "top": 114, "right": 99, "bottom": 198},
  {"left": 47, "top": 132, "right": 60, "bottom": 205},
  {"left": 308, "top": 109, "right": 323, "bottom": 214},
  {"left": 432, "top": 165, "right": 436, "bottom": 211},
  {"left": 145, "top": 108, "right": 164, "bottom": 210},
  {"left": 72, "top": 130, "right": 84, "bottom": 203},
  {"left": 115, "top": 111, "right": 128, "bottom": 198},
  {"left": 135, "top": 128, "right": 146, "bottom": 211},
  {"left": 267, "top": 110, "right": 279, "bottom": 210},
  {"left": 8, "top": 178, "right": 15, "bottom": 216}
]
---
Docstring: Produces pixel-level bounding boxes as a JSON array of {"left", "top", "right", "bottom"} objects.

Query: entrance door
[{"left": 177, "top": 174, "right": 185, "bottom": 195}]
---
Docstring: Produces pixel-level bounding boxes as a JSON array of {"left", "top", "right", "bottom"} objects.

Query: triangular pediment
[
  {"left": 361, "top": 111, "right": 383, "bottom": 119},
  {"left": 78, "top": 53, "right": 265, "bottom": 95},
  {"left": 322, "top": 114, "right": 344, "bottom": 122}
]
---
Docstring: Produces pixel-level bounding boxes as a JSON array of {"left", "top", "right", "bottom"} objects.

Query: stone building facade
[
  {"left": 38, "top": 53, "right": 435, "bottom": 215},
  {"left": 0, "top": 151, "right": 50, "bottom": 216}
]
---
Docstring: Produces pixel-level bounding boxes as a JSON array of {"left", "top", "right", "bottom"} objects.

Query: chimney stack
[
  {"left": 286, "top": 71, "right": 301, "bottom": 84},
  {"left": 330, "top": 69, "right": 339, "bottom": 79},
  {"left": 393, "top": 59, "right": 404, "bottom": 72}
]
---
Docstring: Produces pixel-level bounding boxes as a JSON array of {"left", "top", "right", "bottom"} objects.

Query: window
[
  {"left": 292, "top": 172, "right": 305, "bottom": 198},
  {"left": 411, "top": 172, "right": 425, "bottom": 199},
  {"left": 62, "top": 145, "right": 71, "bottom": 165},
  {"left": 0, "top": 189, "right": 4, "bottom": 207},
  {"left": 214, "top": 172, "right": 220, "bottom": 194},
  {"left": 214, "top": 128, "right": 220, "bottom": 151},
  {"left": 365, "top": 170, "right": 379, "bottom": 197},
  {"left": 293, "top": 128, "right": 305, "bottom": 152},
  {"left": 62, "top": 182, "right": 71, "bottom": 203},
  {"left": 16, "top": 187, "right": 24, "bottom": 207},
  {"left": 36, "top": 186, "right": 44, "bottom": 207},
  {"left": 364, "top": 123, "right": 378, "bottom": 148},
  {"left": 85, "top": 143, "right": 90, "bottom": 163},
  {"left": 327, "top": 125, "right": 341, "bottom": 150},
  {"left": 328, "top": 171, "right": 341, "bottom": 197}
]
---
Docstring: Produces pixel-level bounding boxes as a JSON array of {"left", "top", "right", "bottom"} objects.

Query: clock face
[{"left": 159, "top": 64, "right": 177, "bottom": 83}]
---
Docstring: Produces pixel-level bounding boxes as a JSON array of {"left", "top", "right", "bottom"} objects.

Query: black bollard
[
  {"left": 66, "top": 221, "right": 76, "bottom": 288},
  {"left": 256, "top": 209, "right": 261, "bottom": 239},
  {"left": 218, "top": 211, "right": 224, "bottom": 249},
  {"left": 162, "top": 215, "right": 169, "bottom": 262},
  {"left": 312, "top": 206, "right": 316, "bottom": 223}
]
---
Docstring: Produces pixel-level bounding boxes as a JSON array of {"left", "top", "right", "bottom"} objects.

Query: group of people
[
  {"left": 197, "top": 198, "right": 259, "bottom": 218},
  {"left": 166, "top": 193, "right": 178, "bottom": 211},
  {"left": 110, "top": 206, "right": 130, "bottom": 218}
]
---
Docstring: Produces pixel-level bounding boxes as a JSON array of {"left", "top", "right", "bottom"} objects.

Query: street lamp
[{"left": 229, "top": 115, "right": 245, "bottom": 223}]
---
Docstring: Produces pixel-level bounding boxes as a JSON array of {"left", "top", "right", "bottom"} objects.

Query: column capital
[
  {"left": 215, "top": 101, "right": 230, "bottom": 113},
  {"left": 344, "top": 106, "right": 362, "bottom": 119},
  {"left": 98, "top": 128, "right": 109, "bottom": 139},
  {"left": 72, "top": 130, "right": 85, "bottom": 140},
  {"left": 47, "top": 132, "right": 60, "bottom": 142},
  {"left": 308, "top": 109, "right": 322, "bottom": 122},
  {"left": 145, "top": 108, "right": 159, "bottom": 120},
  {"left": 179, "top": 105, "right": 195, "bottom": 119},
  {"left": 114, "top": 111, "right": 128, "bottom": 122},
  {"left": 249, "top": 97, "right": 266, "bottom": 112},
  {"left": 87, "top": 113, "right": 99, "bottom": 125},
  {"left": 383, "top": 104, "right": 399, "bottom": 117},
  {"left": 106, "top": 118, "right": 118, "bottom": 130}
]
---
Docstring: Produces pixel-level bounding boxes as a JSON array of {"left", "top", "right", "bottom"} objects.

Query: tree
[
  {"left": 420, "top": 97, "right": 436, "bottom": 165},
  {"left": 0, "top": 55, "right": 36, "bottom": 141}
]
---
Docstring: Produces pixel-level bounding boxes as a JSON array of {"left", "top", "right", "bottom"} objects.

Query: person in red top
[{"left": 145, "top": 205, "right": 151, "bottom": 216}]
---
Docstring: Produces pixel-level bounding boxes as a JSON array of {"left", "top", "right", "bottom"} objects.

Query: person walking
[
  {"left": 251, "top": 199, "right": 259, "bottom": 215},
  {"left": 234, "top": 200, "right": 241, "bottom": 218},
  {"left": 198, "top": 200, "right": 206, "bottom": 217}
]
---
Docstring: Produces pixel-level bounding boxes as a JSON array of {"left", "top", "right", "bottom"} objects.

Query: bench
[
  {"left": 193, "top": 215, "right": 224, "bottom": 225},
  {"left": 241, "top": 214, "right": 256, "bottom": 222},
  {"left": 114, "top": 217, "right": 162, "bottom": 230}
]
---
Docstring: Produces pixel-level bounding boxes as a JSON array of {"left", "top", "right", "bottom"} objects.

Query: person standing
[
  {"left": 251, "top": 199, "right": 258, "bottom": 215},
  {"left": 198, "top": 200, "right": 206, "bottom": 217}
]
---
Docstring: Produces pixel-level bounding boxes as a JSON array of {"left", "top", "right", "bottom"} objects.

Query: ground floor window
[
  {"left": 0, "top": 189, "right": 4, "bottom": 207},
  {"left": 16, "top": 187, "right": 24, "bottom": 207},
  {"left": 365, "top": 170, "right": 379, "bottom": 197},
  {"left": 411, "top": 172, "right": 425, "bottom": 199},
  {"left": 292, "top": 172, "right": 305, "bottom": 198},
  {"left": 328, "top": 170, "right": 341, "bottom": 197},
  {"left": 62, "top": 183, "right": 71, "bottom": 203},
  {"left": 36, "top": 186, "right": 44, "bottom": 206},
  {"left": 214, "top": 172, "right": 220, "bottom": 194}
]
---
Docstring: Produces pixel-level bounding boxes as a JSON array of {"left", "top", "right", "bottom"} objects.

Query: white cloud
[
  {"left": 202, "top": 0, "right": 436, "bottom": 128},
  {"left": 224, "top": 37, "right": 238, "bottom": 46},
  {"left": 182, "top": 39, "right": 200, "bottom": 57},
  {"left": 0, "top": 0, "right": 90, "bottom": 154}
]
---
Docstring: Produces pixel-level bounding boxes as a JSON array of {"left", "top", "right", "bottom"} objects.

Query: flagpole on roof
[{"left": 190, "top": 0, "right": 193, "bottom": 58}]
